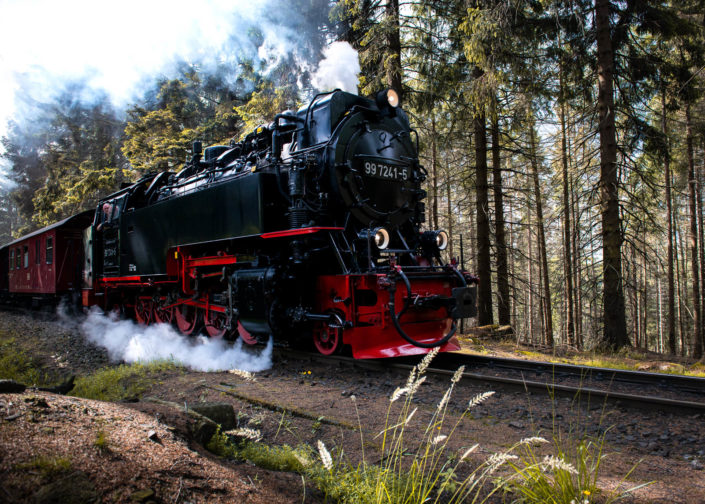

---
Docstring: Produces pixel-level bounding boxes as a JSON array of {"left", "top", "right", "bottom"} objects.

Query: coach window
[
  {"left": 15, "top": 248, "right": 20, "bottom": 269},
  {"left": 46, "top": 237, "right": 53, "bottom": 265},
  {"left": 35, "top": 239, "right": 41, "bottom": 264},
  {"left": 10, "top": 249, "right": 14, "bottom": 271},
  {"left": 23, "top": 246, "right": 28, "bottom": 268}
]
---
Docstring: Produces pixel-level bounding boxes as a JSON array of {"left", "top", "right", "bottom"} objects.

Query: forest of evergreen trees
[{"left": 1, "top": 0, "right": 704, "bottom": 359}]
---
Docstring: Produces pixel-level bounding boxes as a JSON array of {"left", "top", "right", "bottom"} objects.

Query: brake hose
[{"left": 387, "top": 268, "right": 457, "bottom": 348}]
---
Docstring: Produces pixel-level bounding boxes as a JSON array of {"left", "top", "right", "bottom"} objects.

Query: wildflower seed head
[
  {"left": 468, "top": 391, "right": 495, "bottom": 409},
  {"left": 404, "top": 368, "right": 417, "bottom": 390},
  {"left": 409, "top": 376, "right": 426, "bottom": 395},
  {"left": 350, "top": 394, "right": 356, "bottom": 402},
  {"left": 417, "top": 347, "right": 439, "bottom": 375},
  {"left": 519, "top": 436, "right": 549, "bottom": 446},
  {"left": 541, "top": 455, "right": 578, "bottom": 475},
  {"left": 451, "top": 365, "right": 465, "bottom": 384},
  {"left": 432, "top": 434, "right": 448, "bottom": 445},
  {"left": 224, "top": 428, "right": 262, "bottom": 442},
  {"left": 294, "top": 453, "right": 310, "bottom": 467},
  {"left": 437, "top": 389, "right": 451, "bottom": 411},
  {"left": 487, "top": 453, "right": 518, "bottom": 473},
  {"left": 404, "top": 407, "right": 418, "bottom": 426},
  {"left": 317, "top": 440, "right": 333, "bottom": 471},
  {"left": 390, "top": 387, "right": 408, "bottom": 403},
  {"left": 461, "top": 444, "right": 479, "bottom": 460}
]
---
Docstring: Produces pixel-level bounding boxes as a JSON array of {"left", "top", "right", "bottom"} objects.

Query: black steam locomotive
[{"left": 82, "top": 89, "right": 476, "bottom": 358}]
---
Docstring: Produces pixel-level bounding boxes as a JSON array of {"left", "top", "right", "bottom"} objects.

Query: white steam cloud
[
  {"left": 81, "top": 307, "right": 272, "bottom": 372},
  {"left": 312, "top": 41, "right": 360, "bottom": 95},
  {"left": 0, "top": 0, "right": 330, "bottom": 140}
]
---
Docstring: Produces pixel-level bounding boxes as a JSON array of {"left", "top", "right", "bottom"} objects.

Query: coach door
[{"left": 99, "top": 196, "right": 125, "bottom": 278}]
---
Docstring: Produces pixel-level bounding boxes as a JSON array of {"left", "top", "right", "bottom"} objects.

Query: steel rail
[
  {"left": 432, "top": 352, "right": 705, "bottom": 394},
  {"left": 276, "top": 349, "right": 705, "bottom": 415}
]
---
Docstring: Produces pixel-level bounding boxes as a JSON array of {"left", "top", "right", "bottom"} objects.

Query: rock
[
  {"left": 190, "top": 402, "right": 235, "bottom": 430},
  {"left": 25, "top": 396, "right": 49, "bottom": 408},
  {"left": 692, "top": 459, "right": 703, "bottom": 470},
  {"left": 147, "top": 430, "right": 160, "bottom": 443},
  {"left": 0, "top": 379, "right": 26, "bottom": 393},
  {"left": 508, "top": 421, "right": 524, "bottom": 429},
  {"left": 130, "top": 489, "right": 155, "bottom": 502},
  {"left": 38, "top": 375, "right": 75, "bottom": 395},
  {"left": 32, "top": 470, "right": 99, "bottom": 504}
]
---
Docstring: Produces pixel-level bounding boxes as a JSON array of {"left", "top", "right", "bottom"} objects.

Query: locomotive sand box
[{"left": 1, "top": 89, "right": 476, "bottom": 358}]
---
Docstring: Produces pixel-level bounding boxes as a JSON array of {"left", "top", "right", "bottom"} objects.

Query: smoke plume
[
  {"left": 80, "top": 307, "right": 272, "bottom": 372},
  {"left": 311, "top": 41, "right": 361, "bottom": 94}
]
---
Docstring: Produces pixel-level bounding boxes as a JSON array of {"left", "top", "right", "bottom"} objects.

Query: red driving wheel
[
  {"left": 313, "top": 322, "right": 343, "bottom": 355},
  {"left": 174, "top": 304, "right": 200, "bottom": 336},
  {"left": 237, "top": 321, "right": 258, "bottom": 345},
  {"left": 204, "top": 310, "right": 228, "bottom": 339},
  {"left": 154, "top": 304, "right": 174, "bottom": 324},
  {"left": 134, "top": 298, "right": 154, "bottom": 325}
]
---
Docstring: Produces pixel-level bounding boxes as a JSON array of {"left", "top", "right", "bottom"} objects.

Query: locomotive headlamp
[
  {"left": 373, "top": 227, "right": 390, "bottom": 250},
  {"left": 435, "top": 230, "right": 449, "bottom": 251},
  {"left": 359, "top": 227, "right": 390, "bottom": 250},
  {"left": 376, "top": 89, "right": 400, "bottom": 110},
  {"left": 421, "top": 230, "right": 449, "bottom": 252}
]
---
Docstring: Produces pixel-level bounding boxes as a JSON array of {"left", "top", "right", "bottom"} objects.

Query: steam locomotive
[{"left": 3, "top": 89, "right": 477, "bottom": 359}]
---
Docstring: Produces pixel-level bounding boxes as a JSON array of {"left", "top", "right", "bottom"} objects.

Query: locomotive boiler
[{"left": 83, "top": 89, "right": 477, "bottom": 358}]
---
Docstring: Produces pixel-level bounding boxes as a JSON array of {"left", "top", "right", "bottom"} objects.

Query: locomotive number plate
[{"left": 360, "top": 160, "right": 409, "bottom": 181}]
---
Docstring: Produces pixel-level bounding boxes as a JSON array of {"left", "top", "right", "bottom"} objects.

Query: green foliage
[
  {"left": 206, "top": 427, "right": 307, "bottom": 473},
  {"left": 93, "top": 430, "right": 109, "bottom": 453},
  {"left": 28, "top": 89, "right": 127, "bottom": 228},
  {"left": 122, "top": 76, "right": 212, "bottom": 178},
  {"left": 233, "top": 83, "right": 299, "bottom": 138},
  {"left": 0, "top": 334, "right": 55, "bottom": 387},
  {"left": 16, "top": 455, "right": 72, "bottom": 477},
  {"left": 69, "top": 361, "right": 180, "bottom": 402},
  {"left": 502, "top": 437, "right": 603, "bottom": 504},
  {"left": 499, "top": 428, "right": 650, "bottom": 504}
]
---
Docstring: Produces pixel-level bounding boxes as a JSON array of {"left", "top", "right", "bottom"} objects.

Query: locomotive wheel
[
  {"left": 204, "top": 310, "right": 229, "bottom": 339},
  {"left": 134, "top": 298, "right": 155, "bottom": 325},
  {"left": 154, "top": 304, "right": 175, "bottom": 324},
  {"left": 175, "top": 304, "right": 201, "bottom": 336},
  {"left": 237, "top": 322, "right": 258, "bottom": 345},
  {"left": 313, "top": 322, "right": 343, "bottom": 355}
]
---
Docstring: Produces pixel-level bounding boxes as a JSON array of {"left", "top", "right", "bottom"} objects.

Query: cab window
[
  {"left": 15, "top": 247, "right": 21, "bottom": 269},
  {"left": 23, "top": 246, "right": 28, "bottom": 268},
  {"left": 9, "top": 249, "right": 14, "bottom": 270},
  {"left": 35, "top": 239, "right": 41, "bottom": 264}
]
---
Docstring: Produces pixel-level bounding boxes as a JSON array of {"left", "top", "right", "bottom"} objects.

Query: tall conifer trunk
[
  {"left": 528, "top": 118, "right": 553, "bottom": 347},
  {"left": 431, "top": 115, "right": 439, "bottom": 229},
  {"left": 492, "top": 106, "right": 510, "bottom": 326},
  {"left": 475, "top": 100, "right": 493, "bottom": 326},
  {"left": 384, "top": 0, "right": 402, "bottom": 97},
  {"left": 596, "top": 0, "right": 628, "bottom": 348},
  {"left": 662, "top": 88, "right": 676, "bottom": 354},
  {"left": 559, "top": 58, "right": 575, "bottom": 346},
  {"left": 686, "top": 103, "right": 703, "bottom": 358}
]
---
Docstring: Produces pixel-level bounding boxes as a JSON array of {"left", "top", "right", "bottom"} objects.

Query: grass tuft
[
  {"left": 16, "top": 455, "right": 72, "bottom": 477},
  {"left": 94, "top": 430, "right": 109, "bottom": 453},
  {"left": 206, "top": 427, "right": 308, "bottom": 472},
  {"left": 69, "top": 361, "right": 181, "bottom": 401},
  {"left": 0, "top": 335, "right": 56, "bottom": 387}
]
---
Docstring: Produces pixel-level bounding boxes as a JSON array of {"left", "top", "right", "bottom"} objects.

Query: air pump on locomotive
[{"left": 83, "top": 88, "right": 477, "bottom": 358}]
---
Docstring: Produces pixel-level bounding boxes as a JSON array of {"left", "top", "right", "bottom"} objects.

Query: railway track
[{"left": 279, "top": 348, "right": 705, "bottom": 415}]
